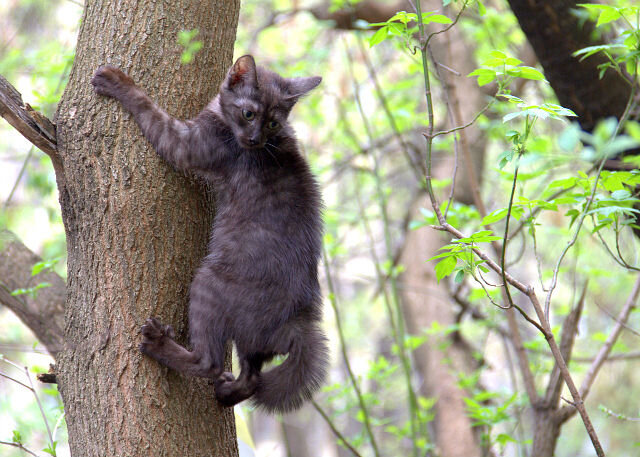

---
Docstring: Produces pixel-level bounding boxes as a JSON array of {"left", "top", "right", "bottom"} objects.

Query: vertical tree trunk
[{"left": 54, "top": 1, "right": 240, "bottom": 455}]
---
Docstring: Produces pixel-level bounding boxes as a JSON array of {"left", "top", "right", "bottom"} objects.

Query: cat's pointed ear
[
  {"left": 226, "top": 55, "right": 258, "bottom": 90},
  {"left": 285, "top": 76, "right": 322, "bottom": 101}
]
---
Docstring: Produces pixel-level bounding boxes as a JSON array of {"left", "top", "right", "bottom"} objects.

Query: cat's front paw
[
  {"left": 139, "top": 317, "right": 175, "bottom": 355},
  {"left": 91, "top": 66, "right": 135, "bottom": 98}
]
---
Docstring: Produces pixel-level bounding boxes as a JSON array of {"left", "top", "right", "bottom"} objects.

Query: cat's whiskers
[{"left": 264, "top": 142, "right": 282, "bottom": 168}]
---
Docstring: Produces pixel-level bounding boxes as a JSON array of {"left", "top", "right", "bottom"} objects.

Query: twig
[
  {"left": 429, "top": 101, "right": 493, "bottom": 138},
  {"left": 356, "top": 35, "right": 425, "bottom": 180},
  {"left": 25, "top": 365, "right": 54, "bottom": 446},
  {"left": 580, "top": 274, "right": 640, "bottom": 401},
  {"left": 500, "top": 149, "right": 523, "bottom": 313},
  {"left": 321, "top": 245, "right": 381, "bottom": 457},
  {"left": 526, "top": 290, "right": 605, "bottom": 456},
  {"left": 0, "top": 370, "right": 32, "bottom": 390},
  {"left": 311, "top": 400, "right": 364, "bottom": 457},
  {"left": 344, "top": 40, "right": 422, "bottom": 455},
  {"left": 0, "top": 441, "right": 40, "bottom": 457},
  {"left": 545, "top": 282, "right": 587, "bottom": 407},
  {"left": 594, "top": 299, "right": 640, "bottom": 337},
  {"left": 544, "top": 160, "right": 606, "bottom": 321},
  {"left": 3, "top": 146, "right": 34, "bottom": 211}
]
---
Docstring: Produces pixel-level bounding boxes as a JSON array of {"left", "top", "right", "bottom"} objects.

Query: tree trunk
[
  {"left": 506, "top": 0, "right": 631, "bottom": 131},
  {"left": 53, "top": 1, "right": 240, "bottom": 455}
]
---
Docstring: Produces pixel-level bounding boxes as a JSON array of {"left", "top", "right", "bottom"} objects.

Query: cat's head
[{"left": 218, "top": 55, "right": 321, "bottom": 149}]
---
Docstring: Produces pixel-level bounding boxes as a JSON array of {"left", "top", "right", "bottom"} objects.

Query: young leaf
[
  {"left": 434, "top": 256, "right": 457, "bottom": 283},
  {"left": 369, "top": 26, "right": 389, "bottom": 47}
]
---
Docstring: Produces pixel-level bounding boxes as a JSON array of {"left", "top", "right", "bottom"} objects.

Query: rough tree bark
[{"left": 1, "top": 0, "right": 241, "bottom": 456}]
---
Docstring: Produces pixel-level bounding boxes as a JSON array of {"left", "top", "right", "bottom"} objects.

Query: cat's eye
[
  {"left": 267, "top": 120, "right": 280, "bottom": 130},
  {"left": 242, "top": 109, "right": 255, "bottom": 121}
]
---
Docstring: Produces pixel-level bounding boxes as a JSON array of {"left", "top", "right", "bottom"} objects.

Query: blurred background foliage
[{"left": 1, "top": 0, "right": 639, "bottom": 456}]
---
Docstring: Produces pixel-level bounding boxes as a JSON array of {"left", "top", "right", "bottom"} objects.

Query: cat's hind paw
[{"left": 214, "top": 372, "right": 237, "bottom": 406}]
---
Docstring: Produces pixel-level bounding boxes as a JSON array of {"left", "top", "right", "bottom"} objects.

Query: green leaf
[
  {"left": 468, "top": 68, "right": 496, "bottom": 86},
  {"left": 626, "top": 121, "right": 640, "bottom": 141},
  {"left": 369, "top": 26, "right": 389, "bottom": 47},
  {"left": 477, "top": 0, "right": 486, "bottom": 15},
  {"left": 482, "top": 208, "right": 508, "bottom": 225},
  {"left": 507, "top": 66, "right": 547, "bottom": 81},
  {"left": 43, "top": 441, "right": 58, "bottom": 457},
  {"left": 574, "top": 44, "right": 626, "bottom": 61},
  {"left": 611, "top": 189, "right": 632, "bottom": 201},
  {"left": 558, "top": 124, "right": 581, "bottom": 151},
  {"left": 596, "top": 7, "right": 622, "bottom": 26},
  {"left": 423, "top": 13, "right": 453, "bottom": 25},
  {"left": 435, "top": 256, "right": 457, "bottom": 283},
  {"left": 31, "top": 258, "right": 60, "bottom": 276}
]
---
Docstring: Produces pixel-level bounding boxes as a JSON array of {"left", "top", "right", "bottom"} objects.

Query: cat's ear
[
  {"left": 226, "top": 55, "right": 258, "bottom": 90},
  {"left": 285, "top": 76, "right": 322, "bottom": 101}
]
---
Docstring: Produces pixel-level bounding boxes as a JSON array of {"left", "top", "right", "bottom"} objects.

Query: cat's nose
[{"left": 248, "top": 138, "right": 258, "bottom": 146}]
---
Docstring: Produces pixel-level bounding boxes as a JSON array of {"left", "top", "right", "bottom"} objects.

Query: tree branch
[
  {"left": 308, "top": 1, "right": 406, "bottom": 30},
  {"left": 0, "top": 231, "right": 65, "bottom": 357},
  {"left": 579, "top": 274, "right": 640, "bottom": 401},
  {"left": 0, "top": 74, "right": 57, "bottom": 158},
  {"left": 545, "top": 282, "right": 587, "bottom": 407}
]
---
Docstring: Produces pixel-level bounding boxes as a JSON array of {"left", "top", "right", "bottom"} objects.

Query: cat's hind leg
[
  {"left": 214, "top": 355, "right": 263, "bottom": 407},
  {"left": 139, "top": 317, "right": 221, "bottom": 379}
]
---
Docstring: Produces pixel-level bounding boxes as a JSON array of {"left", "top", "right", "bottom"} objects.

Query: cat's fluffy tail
[{"left": 252, "top": 323, "right": 328, "bottom": 413}]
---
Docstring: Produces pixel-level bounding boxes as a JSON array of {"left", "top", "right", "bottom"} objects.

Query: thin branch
[
  {"left": 25, "top": 365, "right": 54, "bottom": 446},
  {"left": 0, "top": 441, "right": 40, "bottom": 457},
  {"left": 0, "top": 369, "right": 32, "bottom": 390},
  {"left": 544, "top": 158, "right": 606, "bottom": 321},
  {"left": 526, "top": 289, "right": 605, "bottom": 456},
  {"left": 429, "top": 101, "right": 493, "bottom": 138},
  {"left": 545, "top": 282, "right": 587, "bottom": 407},
  {"left": 344, "top": 40, "right": 422, "bottom": 455},
  {"left": 311, "top": 400, "right": 364, "bottom": 457},
  {"left": 356, "top": 35, "right": 425, "bottom": 180},
  {"left": 3, "top": 146, "right": 34, "bottom": 210},
  {"left": 321, "top": 245, "right": 381, "bottom": 457},
  {"left": 579, "top": 274, "right": 640, "bottom": 401}
]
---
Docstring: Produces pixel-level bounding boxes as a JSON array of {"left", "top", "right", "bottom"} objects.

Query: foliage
[{"left": 2, "top": 0, "right": 640, "bottom": 456}]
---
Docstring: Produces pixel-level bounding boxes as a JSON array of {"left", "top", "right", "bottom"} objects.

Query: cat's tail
[{"left": 252, "top": 323, "right": 328, "bottom": 413}]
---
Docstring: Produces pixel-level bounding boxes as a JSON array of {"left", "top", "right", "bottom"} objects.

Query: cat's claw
[
  {"left": 139, "top": 317, "right": 175, "bottom": 354},
  {"left": 215, "top": 371, "right": 236, "bottom": 386},
  {"left": 214, "top": 372, "right": 237, "bottom": 406},
  {"left": 91, "top": 66, "right": 135, "bottom": 98}
]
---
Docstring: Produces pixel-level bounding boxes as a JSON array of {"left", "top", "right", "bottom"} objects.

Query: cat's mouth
[{"left": 240, "top": 139, "right": 265, "bottom": 149}]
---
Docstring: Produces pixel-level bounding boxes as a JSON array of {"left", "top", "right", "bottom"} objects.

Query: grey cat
[{"left": 91, "top": 55, "right": 327, "bottom": 413}]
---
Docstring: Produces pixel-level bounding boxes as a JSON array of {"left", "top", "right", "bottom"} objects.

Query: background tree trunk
[
  {"left": 53, "top": 1, "right": 241, "bottom": 455},
  {"left": 506, "top": 0, "right": 631, "bottom": 131}
]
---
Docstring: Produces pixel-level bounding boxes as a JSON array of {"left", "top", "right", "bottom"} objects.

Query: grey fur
[{"left": 91, "top": 55, "right": 327, "bottom": 413}]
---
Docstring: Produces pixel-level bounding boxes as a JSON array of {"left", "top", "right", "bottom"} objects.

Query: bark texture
[{"left": 53, "top": 1, "right": 240, "bottom": 456}]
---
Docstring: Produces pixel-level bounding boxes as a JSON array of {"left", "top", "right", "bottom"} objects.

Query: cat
[{"left": 91, "top": 55, "right": 328, "bottom": 413}]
